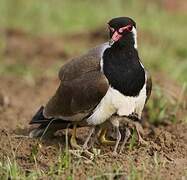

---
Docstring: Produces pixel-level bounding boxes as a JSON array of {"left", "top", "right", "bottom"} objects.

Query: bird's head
[{"left": 108, "top": 17, "right": 137, "bottom": 48}]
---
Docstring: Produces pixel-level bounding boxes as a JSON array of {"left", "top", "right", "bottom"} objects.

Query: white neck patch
[
  {"left": 100, "top": 43, "right": 110, "bottom": 73},
  {"left": 132, "top": 26, "right": 137, "bottom": 49}
]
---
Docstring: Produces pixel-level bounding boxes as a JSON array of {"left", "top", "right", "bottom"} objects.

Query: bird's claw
[
  {"left": 133, "top": 122, "right": 148, "bottom": 146},
  {"left": 82, "top": 143, "right": 89, "bottom": 150},
  {"left": 99, "top": 128, "right": 116, "bottom": 146},
  {"left": 137, "top": 135, "right": 148, "bottom": 146},
  {"left": 112, "top": 151, "right": 118, "bottom": 156},
  {"left": 70, "top": 137, "right": 82, "bottom": 150}
]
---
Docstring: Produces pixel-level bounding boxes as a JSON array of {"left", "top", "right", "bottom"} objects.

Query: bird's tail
[
  {"left": 29, "top": 106, "right": 71, "bottom": 138},
  {"left": 29, "top": 106, "right": 51, "bottom": 124}
]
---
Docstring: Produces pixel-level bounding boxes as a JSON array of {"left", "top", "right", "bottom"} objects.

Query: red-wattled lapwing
[{"left": 29, "top": 17, "right": 152, "bottom": 154}]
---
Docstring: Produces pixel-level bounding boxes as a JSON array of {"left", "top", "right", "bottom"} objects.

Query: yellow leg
[
  {"left": 99, "top": 128, "right": 116, "bottom": 146},
  {"left": 70, "top": 124, "right": 81, "bottom": 149}
]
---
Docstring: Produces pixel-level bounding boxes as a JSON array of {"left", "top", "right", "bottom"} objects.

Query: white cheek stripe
[
  {"left": 87, "top": 84, "right": 146, "bottom": 126},
  {"left": 100, "top": 44, "right": 110, "bottom": 73},
  {"left": 132, "top": 26, "right": 137, "bottom": 49}
]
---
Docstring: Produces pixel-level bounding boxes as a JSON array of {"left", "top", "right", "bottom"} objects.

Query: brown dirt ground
[{"left": 0, "top": 29, "right": 187, "bottom": 179}]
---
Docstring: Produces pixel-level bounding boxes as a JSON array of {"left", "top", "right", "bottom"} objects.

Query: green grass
[
  {"left": 0, "top": 151, "right": 168, "bottom": 180},
  {"left": 128, "top": 163, "right": 143, "bottom": 180},
  {"left": 0, "top": 150, "right": 72, "bottom": 179},
  {"left": 146, "top": 83, "right": 187, "bottom": 125},
  {"left": 0, "top": 129, "right": 72, "bottom": 179},
  {"left": 128, "top": 128, "right": 137, "bottom": 151}
]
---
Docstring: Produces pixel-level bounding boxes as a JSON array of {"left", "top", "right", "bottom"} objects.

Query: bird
[{"left": 29, "top": 17, "right": 152, "bottom": 153}]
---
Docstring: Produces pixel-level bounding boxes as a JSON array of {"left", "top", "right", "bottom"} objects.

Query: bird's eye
[
  {"left": 127, "top": 25, "right": 133, "bottom": 32},
  {"left": 119, "top": 25, "right": 133, "bottom": 33},
  {"left": 118, "top": 28, "right": 123, "bottom": 33}
]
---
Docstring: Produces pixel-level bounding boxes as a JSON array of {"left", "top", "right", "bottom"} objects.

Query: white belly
[{"left": 87, "top": 84, "right": 146, "bottom": 125}]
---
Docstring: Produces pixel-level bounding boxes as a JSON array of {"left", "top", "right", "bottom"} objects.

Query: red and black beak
[
  {"left": 109, "top": 24, "right": 132, "bottom": 46},
  {"left": 109, "top": 31, "right": 122, "bottom": 46}
]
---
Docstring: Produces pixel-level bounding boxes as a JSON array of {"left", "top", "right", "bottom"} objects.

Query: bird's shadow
[{"left": 13, "top": 126, "right": 88, "bottom": 147}]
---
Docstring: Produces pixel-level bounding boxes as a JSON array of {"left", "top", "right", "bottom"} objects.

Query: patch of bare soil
[
  {"left": 4, "top": 28, "right": 67, "bottom": 59},
  {"left": 0, "top": 77, "right": 186, "bottom": 180},
  {"left": 3, "top": 27, "right": 106, "bottom": 59},
  {"left": 0, "top": 28, "right": 187, "bottom": 179}
]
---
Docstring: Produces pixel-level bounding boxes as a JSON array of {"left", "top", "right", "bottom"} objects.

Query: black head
[{"left": 108, "top": 17, "right": 137, "bottom": 48}]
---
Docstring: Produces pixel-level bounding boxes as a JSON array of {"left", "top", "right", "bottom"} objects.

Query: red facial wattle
[
  {"left": 109, "top": 31, "right": 122, "bottom": 46},
  {"left": 111, "top": 31, "right": 122, "bottom": 42},
  {"left": 109, "top": 24, "right": 133, "bottom": 46},
  {"left": 118, "top": 24, "right": 132, "bottom": 33}
]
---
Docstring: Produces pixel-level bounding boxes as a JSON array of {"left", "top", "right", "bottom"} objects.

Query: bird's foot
[
  {"left": 70, "top": 135, "right": 82, "bottom": 150},
  {"left": 70, "top": 137, "right": 94, "bottom": 159},
  {"left": 112, "top": 150, "right": 118, "bottom": 156},
  {"left": 137, "top": 133, "right": 148, "bottom": 146},
  {"left": 99, "top": 136, "right": 116, "bottom": 146},
  {"left": 70, "top": 124, "right": 82, "bottom": 150},
  {"left": 122, "top": 117, "right": 148, "bottom": 146},
  {"left": 133, "top": 121, "right": 148, "bottom": 146},
  {"left": 99, "top": 128, "right": 116, "bottom": 146},
  {"left": 82, "top": 142, "right": 89, "bottom": 150}
]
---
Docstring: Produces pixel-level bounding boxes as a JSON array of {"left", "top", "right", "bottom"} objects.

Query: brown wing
[
  {"left": 43, "top": 44, "right": 109, "bottom": 120},
  {"left": 58, "top": 43, "right": 108, "bottom": 81},
  {"left": 145, "top": 70, "right": 152, "bottom": 103}
]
